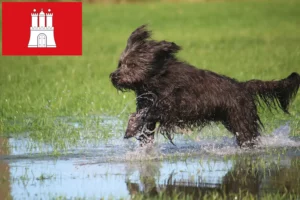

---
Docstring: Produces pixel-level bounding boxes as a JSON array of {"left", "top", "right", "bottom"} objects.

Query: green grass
[
  {"left": 51, "top": 192, "right": 299, "bottom": 200},
  {"left": 1, "top": 0, "right": 300, "bottom": 148}
]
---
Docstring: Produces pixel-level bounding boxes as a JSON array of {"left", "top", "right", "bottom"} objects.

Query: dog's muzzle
[
  {"left": 110, "top": 72, "right": 118, "bottom": 84},
  {"left": 124, "top": 134, "right": 133, "bottom": 139}
]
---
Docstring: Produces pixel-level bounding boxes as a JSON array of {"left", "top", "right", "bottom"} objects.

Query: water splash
[{"left": 258, "top": 123, "right": 300, "bottom": 147}]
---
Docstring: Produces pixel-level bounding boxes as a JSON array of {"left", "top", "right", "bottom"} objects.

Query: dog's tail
[{"left": 242, "top": 72, "right": 300, "bottom": 113}]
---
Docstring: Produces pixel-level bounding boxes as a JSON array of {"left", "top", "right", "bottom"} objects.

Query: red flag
[{"left": 2, "top": 2, "right": 82, "bottom": 56}]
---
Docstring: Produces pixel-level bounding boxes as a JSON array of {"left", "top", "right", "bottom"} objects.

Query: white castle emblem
[{"left": 28, "top": 8, "right": 56, "bottom": 48}]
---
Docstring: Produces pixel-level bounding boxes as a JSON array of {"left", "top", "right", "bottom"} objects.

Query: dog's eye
[{"left": 128, "top": 63, "right": 136, "bottom": 68}]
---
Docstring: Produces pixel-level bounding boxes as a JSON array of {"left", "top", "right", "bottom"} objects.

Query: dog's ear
[
  {"left": 151, "top": 41, "right": 181, "bottom": 62},
  {"left": 157, "top": 40, "right": 181, "bottom": 55},
  {"left": 127, "top": 24, "right": 151, "bottom": 48}
]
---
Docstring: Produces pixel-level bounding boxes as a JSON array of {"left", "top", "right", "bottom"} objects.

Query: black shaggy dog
[{"left": 110, "top": 25, "right": 300, "bottom": 148}]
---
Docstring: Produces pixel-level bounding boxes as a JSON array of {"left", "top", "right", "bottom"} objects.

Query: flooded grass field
[
  {"left": 1, "top": 121, "right": 300, "bottom": 199},
  {"left": 1, "top": 0, "right": 300, "bottom": 199}
]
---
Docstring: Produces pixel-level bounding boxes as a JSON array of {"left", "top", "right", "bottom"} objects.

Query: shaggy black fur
[{"left": 110, "top": 25, "right": 300, "bottom": 148}]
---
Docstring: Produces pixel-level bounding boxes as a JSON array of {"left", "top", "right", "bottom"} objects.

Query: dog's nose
[
  {"left": 110, "top": 72, "right": 119, "bottom": 83},
  {"left": 124, "top": 133, "right": 133, "bottom": 139}
]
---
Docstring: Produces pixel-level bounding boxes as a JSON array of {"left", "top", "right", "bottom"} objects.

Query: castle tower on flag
[{"left": 28, "top": 8, "right": 56, "bottom": 48}]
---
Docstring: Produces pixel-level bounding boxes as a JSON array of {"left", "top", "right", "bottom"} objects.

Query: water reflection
[
  {"left": 124, "top": 153, "right": 300, "bottom": 199},
  {"left": 126, "top": 157, "right": 300, "bottom": 199},
  {"left": 222, "top": 158, "right": 261, "bottom": 197},
  {"left": 0, "top": 136, "right": 300, "bottom": 199},
  {"left": 124, "top": 157, "right": 231, "bottom": 198}
]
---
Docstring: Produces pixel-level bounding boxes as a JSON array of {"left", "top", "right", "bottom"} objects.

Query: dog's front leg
[
  {"left": 137, "top": 122, "right": 156, "bottom": 147},
  {"left": 123, "top": 108, "right": 157, "bottom": 146}
]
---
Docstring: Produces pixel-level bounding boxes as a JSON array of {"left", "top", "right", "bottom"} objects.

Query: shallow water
[{"left": 1, "top": 123, "right": 300, "bottom": 199}]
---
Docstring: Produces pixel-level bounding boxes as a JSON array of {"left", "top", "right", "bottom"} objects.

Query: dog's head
[{"left": 110, "top": 25, "right": 181, "bottom": 91}]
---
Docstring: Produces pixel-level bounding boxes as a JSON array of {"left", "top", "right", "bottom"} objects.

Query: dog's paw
[{"left": 138, "top": 134, "right": 155, "bottom": 147}]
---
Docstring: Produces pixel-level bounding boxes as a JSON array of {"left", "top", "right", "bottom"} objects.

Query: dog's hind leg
[
  {"left": 225, "top": 116, "right": 260, "bottom": 148},
  {"left": 224, "top": 102, "right": 261, "bottom": 148}
]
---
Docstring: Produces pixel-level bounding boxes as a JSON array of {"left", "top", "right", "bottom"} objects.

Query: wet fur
[{"left": 110, "top": 25, "right": 300, "bottom": 147}]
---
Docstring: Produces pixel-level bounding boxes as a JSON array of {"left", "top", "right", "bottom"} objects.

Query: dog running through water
[{"left": 110, "top": 25, "right": 300, "bottom": 148}]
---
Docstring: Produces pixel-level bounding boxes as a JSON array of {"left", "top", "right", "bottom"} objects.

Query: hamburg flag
[{"left": 2, "top": 2, "right": 82, "bottom": 56}]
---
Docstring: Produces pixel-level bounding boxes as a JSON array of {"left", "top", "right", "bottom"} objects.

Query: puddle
[{"left": 1, "top": 123, "right": 300, "bottom": 199}]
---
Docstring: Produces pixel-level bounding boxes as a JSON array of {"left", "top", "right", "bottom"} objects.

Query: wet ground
[{"left": 1, "top": 123, "right": 300, "bottom": 199}]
